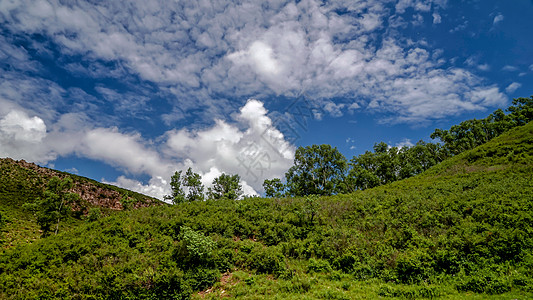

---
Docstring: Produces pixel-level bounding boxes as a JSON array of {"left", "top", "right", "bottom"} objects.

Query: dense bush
[{"left": 0, "top": 121, "right": 532, "bottom": 298}]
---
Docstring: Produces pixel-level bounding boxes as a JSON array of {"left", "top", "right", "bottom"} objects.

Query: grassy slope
[
  {"left": 0, "top": 123, "right": 532, "bottom": 299},
  {"left": 0, "top": 158, "right": 163, "bottom": 248}
]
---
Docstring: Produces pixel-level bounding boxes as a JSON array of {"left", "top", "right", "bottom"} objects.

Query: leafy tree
[
  {"left": 397, "top": 141, "right": 445, "bottom": 179},
  {"left": 23, "top": 176, "right": 78, "bottom": 236},
  {"left": 208, "top": 173, "right": 243, "bottom": 200},
  {"left": 346, "top": 141, "right": 445, "bottom": 191},
  {"left": 346, "top": 142, "right": 398, "bottom": 191},
  {"left": 263, "top": 178, "right": 286, "bottom": 198},
  {"left": 165, "top": 171, "right": 186, "bottom": 204},
  {"left": 431, "top": 96, "right": 533, "bottom": 156},
  {"left": 507, "top": 96, "right": 533, "bottom": 126},
  {"left": 183, "top": 168, "right": 205, "bottom": 202},
  {"left": 285, "top": 144, "right": 347, "bottom": 196}
]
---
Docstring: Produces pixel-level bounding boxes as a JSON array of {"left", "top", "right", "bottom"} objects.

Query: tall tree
[
  {"left": 208, "top": 173, "right": 243, "bottom": 200},
  {"left": 430, "top": 96, "right": 533, "bottom": 156},
  {"left": 183, "top": 167, "right": 205, "bottom": 202},
  {"left": 263, "top": 178, "right": 286, "bottom": 198},
  {"left": 285, "top": 144, "right": 347, "bottom": 196},
  {"left": 165, "top": 171, "right": 186, "bottom": 204},
  {"left": 23, "top": 176, "right": 78, "bottom": 236}
]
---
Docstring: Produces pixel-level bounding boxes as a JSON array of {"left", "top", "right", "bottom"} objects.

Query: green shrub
[
  {"left": 247, "top": 246, "right": 286, "bottom": 276},
  {"left": 186, "top": 267, "right": 219, "bottom": 291},
  {"left": 86, "top": 207, "right": 102, "bottom": 222},
  {"left": 307, "top": 258, "right": 332, "bottom": 273},
  {"left": 177, "top": 226, "right": 216, "bottom": 264},
  {"left": 395, "top": 249, "right": 434, "bottom": 283}
]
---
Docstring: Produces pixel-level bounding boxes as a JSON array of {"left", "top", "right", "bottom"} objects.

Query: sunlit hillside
[{"left": 1, "top": 122, "right": 531, "bottom": 299}]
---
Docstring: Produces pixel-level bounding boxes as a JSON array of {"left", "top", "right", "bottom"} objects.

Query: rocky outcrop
[{"left": 1, "top": 158, "right": 163, "bottom": 213}]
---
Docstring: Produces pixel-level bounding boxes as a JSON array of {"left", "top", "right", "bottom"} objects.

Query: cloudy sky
[{"left": 1, "top": 0, "right": 532, "bottom": 199}]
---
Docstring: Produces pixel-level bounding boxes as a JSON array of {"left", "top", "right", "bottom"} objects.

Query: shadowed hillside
[{"left": 0, "top": 158, "right": 164, "bottom": 248}]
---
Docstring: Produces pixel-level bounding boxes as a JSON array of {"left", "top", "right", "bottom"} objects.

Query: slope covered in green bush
[
  {"left": 0, "top": 158, "right": 163, "bottom": 248},
  {"left": 0, "top": 123, "right": 532, "bottom": 299}
]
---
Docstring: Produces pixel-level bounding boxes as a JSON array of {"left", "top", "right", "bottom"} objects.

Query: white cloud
[
  {"left": 529, "top": 64, "right": 533, "bottom": 71},
  {"left": 164, "top": 99, "right": 295, "bottom": 190},
  {"left": 0, "top": 110, "right": 52, "bottom": 163},
  {"left": 0, "top": 0, "right": 504, "bottom": 124},
  {"left": 80, "top": 128, "right": 168, "bottom": 176},
  {"left": 0, "top": 99, "right": 295, "bottom": 199},
  {"left": 395, "top": 138, "right": 414, "bottom": 149},
  {"left": 477, "top": 64, "right": 490, "bottom": 71},
  {"left": 104, "top": 176, "right": 169, "bottom": 200},
  {"left": 396, "top": 0, "right": 431, "bottom": 14},
  {"left": 0, "top": 0, "right": 513, "bottom": 199},
  {"left": 432, "top": 12, "right": 442, "bottom": 24},
  {"left": 323, "top": 101, "right": 346, "bottom": 117},
  {"left": 467, "top": 87, "right": 507, "bottom": 107},
  {"left": 412, "top": 14, "right": 424, "bottom": 26},
  {"left": 505, "top": 82, "right": 521, "bottom": 94},
  {"left": 0, "top": 110, "right": 46, "bottom": 142},
  {"left": 502, "top": 65, "right": 518, "bottom": 72},
  {"left": 493, "top": 13, "right": 504, "bottom": 25},
  {"left": 360, "top": 13, "right": 382, "bottom": 31}
]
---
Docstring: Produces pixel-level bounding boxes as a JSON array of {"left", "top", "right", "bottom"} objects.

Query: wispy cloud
[
  {"left": 502, "top": 65, "right": 518, "bottom": 72},
  {"left": 505, "top": 82, "right": 521, "bottom": 94},
  {"left": 493, "top": 13, "right": 504, "bottom": 25},
  {"left": 1, "top": 0, "right": 504, "bottom": 124},
  {"left": 0, "top": 0, "right": 513, "bottom": 198}
]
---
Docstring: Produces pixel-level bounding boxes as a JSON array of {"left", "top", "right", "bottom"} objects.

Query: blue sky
[{"left": 1, "top": 0, "right": 532, "bottom": 199}]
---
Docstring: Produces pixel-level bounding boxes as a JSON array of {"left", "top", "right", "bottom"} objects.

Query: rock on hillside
[{"left": 0, "top": 157, "right": 163, "bottom": 213}]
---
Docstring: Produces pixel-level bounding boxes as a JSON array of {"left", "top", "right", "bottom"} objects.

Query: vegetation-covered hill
[
  {"left": 0, "top": 122, "right": 531, "bottom": 299},
  {"left": 0, "top": 158, "right": 163, "bottom": 248}
]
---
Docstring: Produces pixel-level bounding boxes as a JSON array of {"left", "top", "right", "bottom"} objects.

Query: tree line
[
  {"left": 165, "top": 169, "right": 244, "bottom": 204},
  {"left": 166, "top": 96, "right": 532, "bottom": 200},
  {"left": 264, "top": 96, "right": 533, "bottom": 197}
]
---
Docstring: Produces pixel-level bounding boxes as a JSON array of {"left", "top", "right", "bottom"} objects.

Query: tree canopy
[
  {"left": 208, "top": 173, "right": 243, "bottom": 200},
  {"left": 165, "top": 168, "right": 205, "bottom": 203},
  {"left": 23, "top": 176, "right": 79, "bottom": 236},
  {"left": 264, "top": 96, "right": 533, "bottom": 197},
  {"left": 285, "top": 144, "right": 348, "bottom": 196}
]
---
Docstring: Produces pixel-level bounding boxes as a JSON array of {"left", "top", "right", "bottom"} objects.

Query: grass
[{"left": 0, "top": 123, "right": 532, "bottom": 299}]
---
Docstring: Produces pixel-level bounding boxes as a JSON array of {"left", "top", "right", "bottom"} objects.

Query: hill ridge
[{"left": 0, "top": 157, "right": 163, "bottom": 211}]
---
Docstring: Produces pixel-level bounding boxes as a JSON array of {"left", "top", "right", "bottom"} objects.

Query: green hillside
[
  {"left": 0, "top": 123, "right": 532, "bottom": 299},
  {"left": 0, "top": 158, "right": 163, "bottom": 248}
]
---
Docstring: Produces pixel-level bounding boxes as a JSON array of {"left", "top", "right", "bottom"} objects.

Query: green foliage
[
  {"left": 246, "top": 246, "right": 286, "bottom": 276},
  {"left": 266, "top": 97, "right": 532, "bottom": 197},
  {"left": 431, "top": 96, "right": 533, "bottom": 156},
  {"left": 263, "top": 178, "right": 286, "bottom": 198},
  {"left": 165, "top": 170, "right": 186, "bottom": 204},
  {"left": 1, "top": 109, "right": 533, "bottom": 298},
  {"left": 86, "top": 207, "right": 101, "bottom": 222},
  {"left": 285, "top": 144, "right": 348, "bottom": 196},
  {"left": 120, "top": 192, "right": 137, "bottom": 210},
  {"left": 165, "top": 168, "right": 206, "bottom": 203},
  {"left": 22, "top": 177, "right": 79, "bottom": 236},
  {"left": 208, "top": 173, "right": 243, "bottom": 200},
  {"left": 178, "top": 226, "right": 216, "bottom": 264},
  {"left": 184, "top": 168, "right": 205, "bottom": 202},
  {"left": 0, "top": 158, "right": 162, "bottom": 248},
  {"left": 307, "top": 258, "right": 332, "bottom": 273}
]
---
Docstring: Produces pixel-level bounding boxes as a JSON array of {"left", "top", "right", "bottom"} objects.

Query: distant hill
[
  {"left": 0, "top": 123, "right": 531, "bottom": 299},
  {"left": 0, "top": 158, "right": 164, "bottom": 248}
]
